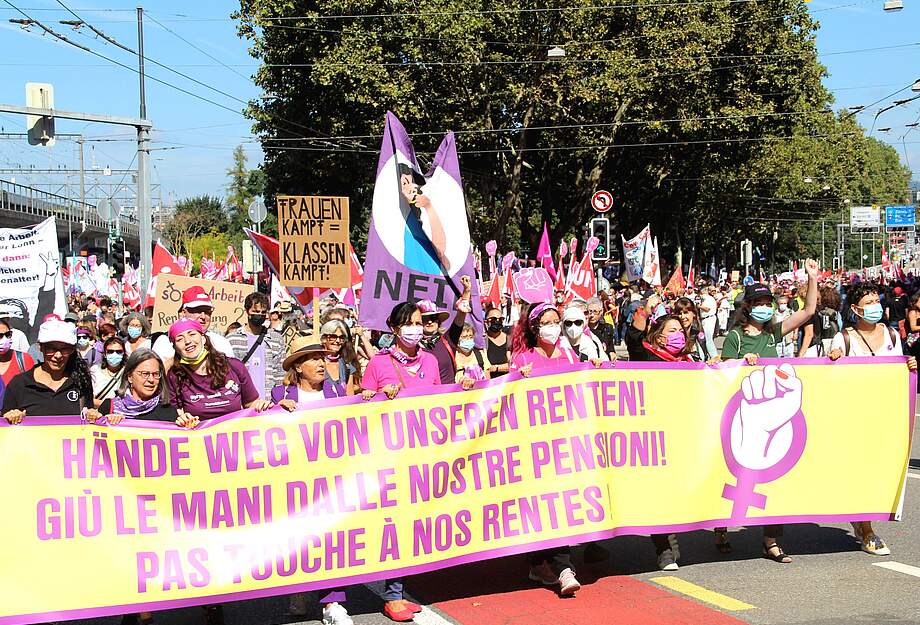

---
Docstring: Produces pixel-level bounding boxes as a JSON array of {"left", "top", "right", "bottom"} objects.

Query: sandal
[
  {"left": 714, "top": 529, "right": 733, "bottom": 554},
  {"left": 762, "top": 543, "right": 792, "bottom": 563}
]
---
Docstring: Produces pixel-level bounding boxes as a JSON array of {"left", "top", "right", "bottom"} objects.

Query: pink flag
[{"left": 536, "top": 222, "right": 556, "bottom": 281}]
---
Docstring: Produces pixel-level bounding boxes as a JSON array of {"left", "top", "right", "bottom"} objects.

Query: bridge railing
[{"left": 0, "top": 178, "right": 139, "bottom": 238}]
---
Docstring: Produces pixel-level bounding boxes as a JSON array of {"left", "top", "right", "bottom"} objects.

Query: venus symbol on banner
[{"left": 720, "top": 364, "right": 807, "bottom": 519}]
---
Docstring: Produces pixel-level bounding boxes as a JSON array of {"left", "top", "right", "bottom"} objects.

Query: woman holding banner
[
  {"left": 360, "top": 301, "right": 439, "bottom": 621},
  {"left": 166, "top": 319, "right": 270, "bottom": 430},
  {"left": 90, "top": 335, "right": 126, "bottom": 408},
  {"left": 509, "top": 301, "right": 583, "bottom": 595},
  {"left": 718, "top": 258, "right": 819, "bottom": 563},
  {"left": 2, "top": 318, "right": 101, "bottom": 423},
  {"left": 273, "top": 334, "right": 354, "bottom": 405},
  {"left": 100, "top": 348, "right": 178, "bottom": 424},
  {"left": 671, "top": 298, "right": 718, "bottom": 363},
  {"left": 827, "top": 280, "right": 917, "bottom": 557}
]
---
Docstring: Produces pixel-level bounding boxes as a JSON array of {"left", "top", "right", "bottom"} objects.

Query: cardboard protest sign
[
  {"left": 277, "top": 195, "right": 350, "bottom": 288},
  {"left": 150, "top": 274, "right": 253, "bottom": 333}
]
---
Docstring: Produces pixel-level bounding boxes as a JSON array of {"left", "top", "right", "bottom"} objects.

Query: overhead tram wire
[
  {"left": 46, "top": 0, "right": 366, "bottom": 149},
  {"left": 143, "top": 11, "right": 251, "bottom": 80}
]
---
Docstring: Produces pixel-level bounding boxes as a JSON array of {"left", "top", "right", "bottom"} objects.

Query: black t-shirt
[
  {"left": 888, "top": 296, "right": 907, "bottom": 324},
  {"left": 2, "top": 367, "right": 94, "bottom": 416},
  {"left": 426, "top": 323, "right": 463, "bottom": 385},
  {"left": 99, "top": 398, "right": 180, "bottom": 422},
  {"left": 486, "top": 334, "right": 509, "bottom": 377},
  {"left": 590, "top": 321, "right": 616, "bottom": 353}
]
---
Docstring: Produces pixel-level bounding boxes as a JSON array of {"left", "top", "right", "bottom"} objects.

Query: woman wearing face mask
[
  {"left": 718, "top": 258, "right": 819, "bottom": 563},
  {"left": 509, "top": 302, "right": 578, "bottom": 379},
  {"left": 625, "top": 294, "right": 666, "bottom": 361},
  {"left": 905, "top": 291, "right": 920, "bottom": 392},
  {"left": 508, "top": 301, "right": 582, "bottom": 596},
  {"left": 359, "top": 301, "right": 439, "bottom": 622},
  {"left": 630, "top": 314, "right": 690, "bottom": 569},
  {"left": 562, "top": 305, "right": 608, "bottom": 364},
  {"left": 166, "top": 319, "right": 270, "bottom": 430},
  {"left": 121, "top": 312, "right": 151, "bottom": 355},
  {"left": 484, "top": 304, "right": 510, "bottom": 377},
  {"left": 827, "top": 281, "right": 917, "bottom": 557},
  {"left": 453, "top": 322, "right": 491, "bottom": 383},
  {"left": 0, "top": 318, "right": 34, "bottom": 389},
  {"left": 2, "top": 318, "right": 101, "bottom": 424},
  {"left": 320, "top": 319, "right": 359, "bottom": 397},
  {"left": 90, "top": 336, "right": 126, "bottom": 408},
  {"left": 772, "top": 295, "right": 796, "bottom": 358},
  {"left": 76, "top": 326, "right": 101, "bottom": 367},
  {"left": 671, "top": 298, "right": 719, "bottom": 363}
]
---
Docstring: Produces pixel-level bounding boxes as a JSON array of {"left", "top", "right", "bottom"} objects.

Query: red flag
[
  {"left": 566, "top": 252, "right": 596, "bottom": 302},
  {"left": 664, "top": 266, "right": 686, "bottom": 295},
  {"left": 483, "top": 275, "right": 502, "bottom": 307},
  {"left": 144, "top": 241, "right": 185, "bottom": 309},
  {"left": 554, "top": 258, "right": 566, "bottom": 292},
  {"left": 245, "top": 228, "right": 319, "bottom": 308}
]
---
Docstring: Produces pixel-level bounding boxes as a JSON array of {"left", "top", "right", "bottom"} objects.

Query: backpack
[
  {"left": 817, "top": 308, "right": 839, "bottom": 341},
  {"left": 841, "top": 326, "right": 898, "bottom": 356}
]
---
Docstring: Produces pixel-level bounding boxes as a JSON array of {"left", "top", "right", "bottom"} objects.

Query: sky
[{"left": 0, "top": 0, "right": 917, "bottom": 210}]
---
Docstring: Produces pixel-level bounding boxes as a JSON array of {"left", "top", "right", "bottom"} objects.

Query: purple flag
[{"left": 359, "top": 112, "right": 484, "bottom": 342}]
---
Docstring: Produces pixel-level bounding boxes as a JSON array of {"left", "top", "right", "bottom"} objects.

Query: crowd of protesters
[{"left": 1, "top": 258, "right": 917, "bottom": 624}]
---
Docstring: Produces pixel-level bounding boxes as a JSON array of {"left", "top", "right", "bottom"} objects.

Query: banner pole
[{"left": 312, "top": 288, "right": 320, "bottom": 337}]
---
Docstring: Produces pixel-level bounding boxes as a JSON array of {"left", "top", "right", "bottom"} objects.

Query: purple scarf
[{"left": 112, "top": 393, "right": 160, "bottom": 418}]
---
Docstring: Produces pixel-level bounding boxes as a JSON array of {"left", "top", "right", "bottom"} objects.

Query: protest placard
[
  {"left": 150, "top": 274, "right": 253, "bottom": 333},
  {"left": 0, "top": 358, "right": 912, "bottom": 624},
  {"left": 277, "top": 195, "right": 350, "bottom": 288}
]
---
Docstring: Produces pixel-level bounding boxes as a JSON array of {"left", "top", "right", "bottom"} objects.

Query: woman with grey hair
[
  {"left": 320, "top": 318, "right": 360, "bottom": 396},
  {"left": 120, "top": 312, "right": 152, "bottom": 355},
  {"left": 99, "top": 348, "right": 178, "bottom": 424}
]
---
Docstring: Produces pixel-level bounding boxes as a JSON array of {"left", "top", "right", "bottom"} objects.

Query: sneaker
[
  {"left": 322, "top": 602, "right": 354, "bottom": 625},
  {"left": 657, "top": 549, "right": 679, "bottom": 571},
  {"left": 583, "top": 541, "right": 610, "bottom": 563},
  {"left": 862, "top": 533, "right": 891, "bottom": 556},
  {"left": 288, "top": 593, "right": 309, "bottom": 617},
  {"left": 528, "top": 562, "right": 559, "bottom": 586},
  {"left": 558, "top": 568, "right": 581, "bottom": 596}
]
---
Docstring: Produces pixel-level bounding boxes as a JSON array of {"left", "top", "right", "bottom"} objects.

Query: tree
[
  {"left": 235, "top": 0, "right": 909, "bottom": 267},
  {"left": 161, "top": 195, "right": 227, "bottom": 259}
]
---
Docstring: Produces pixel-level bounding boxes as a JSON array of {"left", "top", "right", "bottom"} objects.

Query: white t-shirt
[
  {"left": 152, "top": 329, "right": 235, "bottom": 362},
  {"left": 568, "top": 332, "right": 609, "bottom": 361},
  {"left": 90, "top": 364, "right": 122, "bottom": 400},
  {"left": 699, "top": 295, "right": 717, "bottom": 319},
  {"left": 830, "top": 327, "right": 902, "bottom": 357}
]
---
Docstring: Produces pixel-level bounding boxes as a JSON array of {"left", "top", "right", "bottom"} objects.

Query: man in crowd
[
  {"left": 585, "top": 296, "right": 617, "bottom": 360},
  {"left": 228, "top": 292, "right": 285, "bottom": 399}
]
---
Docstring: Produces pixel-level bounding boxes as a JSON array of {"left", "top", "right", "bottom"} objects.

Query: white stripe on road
[
  {"left": 907, "top": 472, "right": 920, "bottom": 480},
  {"left": 873, "top": 562, "right": 920, "bottom": 578}
]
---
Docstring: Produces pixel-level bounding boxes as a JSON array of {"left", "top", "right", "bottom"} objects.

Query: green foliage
[
  {"left": 235, "top": 0, "right": 912, "bottom": 270},
  {"left": 186, "top": 231, "right": 235, "bottom": 273},
  {"left": 161, "top": 195, "right": 228, "bottom": 259}
]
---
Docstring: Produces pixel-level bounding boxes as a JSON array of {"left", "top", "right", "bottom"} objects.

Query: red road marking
[{"left": 409, "top": 556, "right": 749, "bottom": 625}]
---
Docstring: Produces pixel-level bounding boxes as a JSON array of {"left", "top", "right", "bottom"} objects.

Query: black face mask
[
  {"left": 248, "top": 314, "right": 266, "bottom": 328},
  {"left": 487, "top": 318, "right": 503, "bottom": 333}
]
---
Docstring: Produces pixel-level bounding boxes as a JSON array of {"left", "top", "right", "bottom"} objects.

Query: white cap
[
  {"left": 562, "top": 306, "right": 586, "bottom": 323},
  {"left": 37, "top": 319, "right": 77, "bottom": 346}
]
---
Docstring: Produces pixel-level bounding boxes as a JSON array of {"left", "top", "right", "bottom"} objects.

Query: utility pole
[
  {"left": 136, "top": 5, "right": 152, "bottom": 294},
  {"left": 821, "top": 220, "right": 825, "bottom": 269}
]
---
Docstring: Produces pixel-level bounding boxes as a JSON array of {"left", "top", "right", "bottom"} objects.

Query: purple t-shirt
[{"left": 167, "top": 358, "right": 259, "bottom": 420}]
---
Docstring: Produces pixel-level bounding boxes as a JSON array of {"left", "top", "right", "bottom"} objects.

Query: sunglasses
[
  {"left": 105, "top": 350, "right": 125, "bottom": 355},
  {"left": 0, "top": 331, "right": 12, "bottom": 339},
  {"left": 563, "top": 320, "right": 584, "bottom": 327}
]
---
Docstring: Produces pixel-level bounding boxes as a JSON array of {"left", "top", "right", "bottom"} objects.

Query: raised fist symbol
[{"left": 731, "top": 364, "right": 802, "bottom": 471}]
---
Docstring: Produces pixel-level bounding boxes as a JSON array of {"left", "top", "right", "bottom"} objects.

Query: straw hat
[{"left": 282, "top": 334, "right": 325, "bottom": 370}]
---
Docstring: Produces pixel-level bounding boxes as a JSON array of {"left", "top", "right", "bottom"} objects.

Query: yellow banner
[{"left": 0, "top": 359, "right": 913, "bottom": 624}]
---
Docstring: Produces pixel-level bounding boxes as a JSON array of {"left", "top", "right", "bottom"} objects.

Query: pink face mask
[
  {"left": 664, "top": 331, "right": 686, "bottom": 354},
  {"left": 0, "top": 337, "right": 11, "bottom": 354}
]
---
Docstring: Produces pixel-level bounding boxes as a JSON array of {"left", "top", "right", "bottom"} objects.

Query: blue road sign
[{"left": 885, "top": 205, "right": 915, "bottom": 228}]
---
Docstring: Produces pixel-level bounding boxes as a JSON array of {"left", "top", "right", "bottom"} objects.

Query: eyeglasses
[
  {"left": 587, "top": 309, "right": 603, "bottom": 315},
  {"left": 41, "top": 344, "right": 75, "bottom": 355},
  {"left": 563, "top": 320, "right": 584, "bottom": 327},
  {"left": 0, "top": 331, "right": 12, "bottom": 339},
  {"left": 133, "top": 371, "right": 161, "bottom": 380},
  {"left": 323, "top": 335, "right": 346, "bottom": 343}
]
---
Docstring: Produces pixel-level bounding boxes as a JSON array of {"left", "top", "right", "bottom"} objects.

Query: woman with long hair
[
  {"left": 717, "top": 258, "right": 819, "bottom": 563},
  {"left": 484, "top": 304, "right": 510, "bottom": 377},
  {"left": 90, "top": 335, "right": 126, "bottom": 408},
  {"left": 670, "top": 297, "right": 718, "bottom": 363},
  {"left": 2, "top": 318, "right": 101, "bottom": 423},
  {"left": 320, "top": 319, "right": 360, "bottom": 396}
]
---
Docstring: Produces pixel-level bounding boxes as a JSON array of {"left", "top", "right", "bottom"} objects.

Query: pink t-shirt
[
  {"left": 362, "top": 351, "right": 441, "bottom": 392},
  {"left": 510, "top": 344, "right": 578, "bottom": 372}
]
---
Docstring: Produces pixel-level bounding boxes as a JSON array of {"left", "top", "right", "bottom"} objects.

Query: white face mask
[
  {"left": 564, "top": 322, "right": 584, "bottom": 341},
  {"left": 538, "top": 323, "right": 562, "bottom": 345}
]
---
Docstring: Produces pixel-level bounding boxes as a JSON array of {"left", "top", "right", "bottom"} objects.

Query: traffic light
[
  {"left": 110, "top": 238, "right": 126, "bottom": 277},
  {"left": 591, "top": 218, "right": 610, "bottom": 261}
]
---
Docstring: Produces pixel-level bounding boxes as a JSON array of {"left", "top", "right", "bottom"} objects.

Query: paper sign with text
[
  {"left": 277, "top": 195, "right": 350, "bottom": 288},
  {"left": 150, "top": 274, "right": 253, "bottom": 333},
  {"left": 0, "top": 358, "right": 912, "bottom": 624}
]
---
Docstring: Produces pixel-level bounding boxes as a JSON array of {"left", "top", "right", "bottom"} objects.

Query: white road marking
[
  {"left": 907, "top": 472, "right": 920, "bottom": 480},
  {"left": 873, "top": 562, "right": 920, "bottom": 578},
  {"left": 364, "top": 581, "right": 456, "bottom": 625}
]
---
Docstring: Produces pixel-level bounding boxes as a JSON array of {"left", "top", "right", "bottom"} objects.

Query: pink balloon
[
  {"left": 485, "top": 240, "right": 497, "bottom": 257},
  {"left": 586, "top": 237, "right": 600, "bottom": 253}
]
